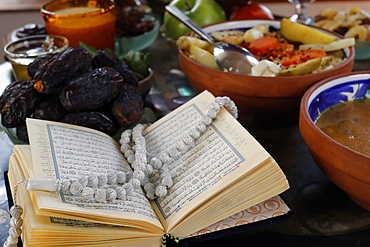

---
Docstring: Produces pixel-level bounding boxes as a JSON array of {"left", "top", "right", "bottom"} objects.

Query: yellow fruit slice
[
  {"left": 211, "top": 30, "right": 244, "bottom": 45},
  {"left": 277, "top": 57, "right": 322, "bottom": 76},
  {"left": 280, "top": 18, "right": 336, "bottom": 44},
  {"left": 189, "top": 44, "right": 219, "bottom": 70},
  {"left": 176, "top": 36, "right": 213, "bottom": 53}
]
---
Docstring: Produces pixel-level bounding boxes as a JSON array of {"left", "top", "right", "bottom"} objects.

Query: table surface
[{"left": 1, "top": 1, "right": 370, "bottom": 246}]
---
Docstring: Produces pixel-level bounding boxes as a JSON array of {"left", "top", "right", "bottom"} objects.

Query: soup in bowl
[{"left": 299, "top": 71, "right": 370, "bottom": 211}]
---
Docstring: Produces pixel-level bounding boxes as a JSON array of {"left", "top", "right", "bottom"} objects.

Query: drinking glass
[
  {"left": 41, "top": 0, "right": 116, "bottom": 50},
  {"left": 4, "top": 35, "right": 69, "bottom": 80},
  {"left": 287, "top": 0, "right": 316, "bottom": 25}
]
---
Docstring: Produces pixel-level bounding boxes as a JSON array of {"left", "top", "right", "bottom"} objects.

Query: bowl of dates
[
  {"left": 0, "top": 47, "right": 151, "bottom": 144},
  {"left": 114, "top": 0, "right": 160, "bottom": 57}
]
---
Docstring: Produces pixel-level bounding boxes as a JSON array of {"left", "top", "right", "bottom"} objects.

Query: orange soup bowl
[
  {"left": 177, "top": 20, "right": 355, "bottom": 128},
  {"left": 299, "top": 71, "right": 370, "bottom": 211},
  {"left": 41, "top": 0, "right": 116, "bottom": 50}
]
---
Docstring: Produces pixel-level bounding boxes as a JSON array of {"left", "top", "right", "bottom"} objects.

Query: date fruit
[
  {"left": 27, "top": 54, "right": 57, "bottom": 79},
  {"left": 32, "top": 97, "right": 69, "bottom": 121},
  {"left": 1, "top": 80, "right": 41, "bottom": 128},
  {"left": 16, "top": 122, "right": 29, "bottom": 142},
  {"left": 111, "top": 84, "right": 144, "bottom": 127},
  {"left": 34, "top": 47, "right": 92, "bottom": 94},
  {"left": 92, "top": 50, "right": 138, "bottom": 88},
  {"left": 60, "top": 67, "right": 125, "bottom": 111},
  {"left": 61, "top": 111, "right": 119, "bottom": 136}
]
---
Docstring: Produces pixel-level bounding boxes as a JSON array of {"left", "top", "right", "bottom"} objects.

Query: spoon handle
[{"left": 165, "top": 5, "right": 216, "bottom": 45}]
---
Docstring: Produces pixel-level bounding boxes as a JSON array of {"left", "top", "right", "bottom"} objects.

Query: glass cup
[
  {"left": 287, "top": 0, "right": 316, "bottom": 24},
  {"left": 41, "top": 0, "right": 116, "bottom": 50},
  {"left": 4, "top": 35, "right": 69, "bottom": 81}
]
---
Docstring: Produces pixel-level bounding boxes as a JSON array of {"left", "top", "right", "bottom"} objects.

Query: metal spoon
[{"left": 165, "top": 5, "right": 259, "bottom": 75}]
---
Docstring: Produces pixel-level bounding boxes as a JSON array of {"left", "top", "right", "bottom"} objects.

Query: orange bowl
[
  {"left": 299, "top": 71, "right": 370, "bottom": 211},
  {"left": 178, "top": 20, "right": 355, "bottom": 128}
]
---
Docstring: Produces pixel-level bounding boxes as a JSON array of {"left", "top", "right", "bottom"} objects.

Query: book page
[
  {"left": 8, "top": 147, "right": 162, "bottom": 247},
  {"left": 145, "top": 91, "right": 288, "bottom": 234},
  {"left": 26, "top": 118, "right": 163, "bottom": 232},
  {"left": 146, "top": 103, "right": 247, "bottom": 218}
]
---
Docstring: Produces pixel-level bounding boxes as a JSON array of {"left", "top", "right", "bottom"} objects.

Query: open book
[{"left": 7, "top": 90, "right": 290, "bottom": 247}]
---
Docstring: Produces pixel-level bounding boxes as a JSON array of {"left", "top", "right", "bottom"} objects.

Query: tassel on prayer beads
[
  {"left": 161, "top": 234, "right": 180, "bottom": 247},
  {"left": 3, "top": 205, "right": 23, "bottom": 247}
]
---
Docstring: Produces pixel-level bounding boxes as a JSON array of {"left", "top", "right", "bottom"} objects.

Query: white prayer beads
[
  {"left": 3, "top": 205, "right": 23, "bottom": 247},
  {"left": 119, "top": 96, "right": 238, "bottom": 200},
  {"left": 25, "top": 170, "right": 136, "bottom": 203}
]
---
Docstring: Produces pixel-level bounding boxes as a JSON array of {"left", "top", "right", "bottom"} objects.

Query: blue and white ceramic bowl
[
  {"left": 299, "top": 71, "right": 370, "bottom": 211},
  {"left": 306, "top": 72, "right": 370, "bottom": 122}
]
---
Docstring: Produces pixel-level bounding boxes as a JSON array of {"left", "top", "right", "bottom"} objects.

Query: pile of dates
[
  {"left": 114, "top": 0, "right": 155, "bottom": 38},
  {"left": 0, "top": 47, "right": 144, "bottom": 142}
]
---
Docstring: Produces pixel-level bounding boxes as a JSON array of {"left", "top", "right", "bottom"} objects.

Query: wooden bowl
[
  {"left": 299, "top": 71, "right": 370, "bottom": 211},
  {"left": 178, "top": 20, "right": 355, "bottom": 128},
  {"left": 138, "top": 68, "right": 154, "bottom": 98}
]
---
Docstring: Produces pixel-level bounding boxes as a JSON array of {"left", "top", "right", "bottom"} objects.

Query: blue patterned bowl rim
[{"left": 307, "top": 73, "right": 370, "bottom": 122}]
